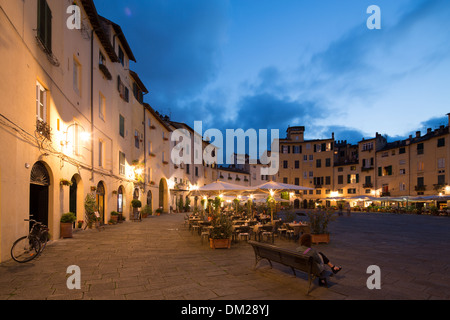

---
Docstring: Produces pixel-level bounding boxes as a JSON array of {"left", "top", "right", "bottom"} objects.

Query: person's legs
[{"left": 319, "top": 252, "right": 342, "bottom": 274}]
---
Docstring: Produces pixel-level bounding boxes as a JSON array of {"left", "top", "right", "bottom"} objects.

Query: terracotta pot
[
  {"left": 311, "top": 234, "right": 330, "bottom": 244},
  {"left": 111, "top": 215, "right": 118, "bottom": 223},
  {"left": 60, "top": 223, "right": 73, "bottom": 238},
  {"left": 210, "top": 238, "right": 231, "bottom": 249}
]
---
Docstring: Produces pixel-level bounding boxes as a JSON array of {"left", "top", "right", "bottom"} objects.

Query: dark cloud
[{"left": 95, "top": 0, "right": 229, "bottom": 112}]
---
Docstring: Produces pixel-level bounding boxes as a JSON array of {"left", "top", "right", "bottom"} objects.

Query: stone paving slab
[{"left": 0, "top": 211, "right": 449, "bottom": 302}]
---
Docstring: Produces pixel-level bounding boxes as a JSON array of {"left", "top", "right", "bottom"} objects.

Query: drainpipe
[{"left": 90, "top": 29, "right": 94, "bottom": 181}]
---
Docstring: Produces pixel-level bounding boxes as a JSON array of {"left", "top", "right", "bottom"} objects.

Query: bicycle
[{"left": 11, "top": 218, "right": 50, "bottom": 263}]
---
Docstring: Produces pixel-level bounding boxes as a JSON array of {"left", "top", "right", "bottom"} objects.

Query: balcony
[
  {"left": 415, "top": 185, "right": 426, "bottom": 192},
  {"left": 363, "top": 182, "right": 373, "bottom": 188},
  {"left": 380, "top": 192, "right": 391, "bottom": 197}
]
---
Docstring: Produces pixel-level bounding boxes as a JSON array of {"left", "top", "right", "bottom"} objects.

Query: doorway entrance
[
  {"left": 29, "top": 162, "right": 50, "bottom": 227},
  {"left": 96, "top": 181, "right": 105, "bottom": 224}
]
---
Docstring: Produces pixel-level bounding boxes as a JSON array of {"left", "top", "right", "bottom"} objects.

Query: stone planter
[
  {"left": 111, "top": 215, "right": 119, "bottom": 223},
  {"left": 60, "top": 223, "right": 73, "bottom": 238},
  {"left": 209, "top": 238, "right": 231, "bottom": 249},
  {"left": 311, "top": 234, "right": 330, "bottom": 244}
]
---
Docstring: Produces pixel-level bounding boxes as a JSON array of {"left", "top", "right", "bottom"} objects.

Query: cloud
[{"left": 96, "top": 0, "right": 230, "bottom": 112}]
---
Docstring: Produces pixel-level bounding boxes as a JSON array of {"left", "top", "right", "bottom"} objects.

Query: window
[
  {"left": 119, "top": 152, "right": 126, "bottom": 176},
  {"left": 117, "top": 76, "right": 129, "bottom": 102},
  {"left": 99, "top": 92, "right": 105, "bottom": 120},
  {"left": 98, "top": 140, "right": 104, "bottom": 167},
  {"left": 399, "top": 168, "right": 406, "bottom": 175},
  {"left": 383, "top": 166, "right": 393, "bottom": 176},
  {"left": 73, "top": 58, "right": 81, "bottom": 94},
  {"left": 36, "top": 81, "right": 47, "bottom": 122},
  {"left": 135, "top": 130, "right": 140, "bottom": 149},
  {"left": 338, "top": 175, "right": 343, "bottom": 184},
  {"left": 399, "top": 147, "right": 406, "bottom": 154},
  {"left": 37, "top": 0, "right": 52, "bottom": 52},
  {"left": 119, "top": 115, "right": 125, "bottom": 138},
  {"left": 437, "top": 138, "right": 445, "bottom": 148},
  {"left": 438, "top": 158, "right": 445, "bottom": 169},
  {"left": 325, "top": 158, "right": 331, "bottom": 167},
  {"left": 399, "top": 182, "right": 406, "bottom": 191},
  {"left": 283, "top": 161, "right": 288, "bottom": 169},
  {"left": 316, "top": 159, "right": 321, "bottom": 168},
  {"left": 417, "top": 177, "right": 424, "bottom": 187},
  {"left": 283, "top": 177, "right": 288, "bottom": 183},
  {"left": 293, "top": 146, "right": 301, "bottom": 154},
  {"left": 417, "top": 143, "right": 424, "bottom": 155},
  {"left": 438, "top": 175, "right": 445, "bottom": 185},
  {"left": 295, "top": 161, "right": 299, "bottom": 169},
  {"left": 294, "top": 178, "right": 300, "bottom": 185},
  {"left": 118, "top": 46, "right": 124, "bottom": 66},
  {"left": 99, "top": 51, "right": 106, "bottom": 66},
  {"left": 417, "top": 161, "right": 424, "bottom": 172}
]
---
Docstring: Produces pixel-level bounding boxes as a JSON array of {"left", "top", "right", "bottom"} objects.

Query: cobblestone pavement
[{"left": 0, "top": 211, "right": 449, "bottom": 301}]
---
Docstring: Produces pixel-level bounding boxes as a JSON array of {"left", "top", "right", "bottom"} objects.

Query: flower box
[
  {"left": 209, "top": 238, "right": 231, "bottom": 249},
  {"left": 311, "top": 234, "right": 330, "bottom": 244}
]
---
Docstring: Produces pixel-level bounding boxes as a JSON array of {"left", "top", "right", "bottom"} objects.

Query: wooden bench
[{"left": 248, "top": 240, "right": 321, "bottom": 294}]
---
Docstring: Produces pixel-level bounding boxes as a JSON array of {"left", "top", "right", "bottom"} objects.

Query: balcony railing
[{"left": 415, "top": 185, "right": 426, "bottom": 191}]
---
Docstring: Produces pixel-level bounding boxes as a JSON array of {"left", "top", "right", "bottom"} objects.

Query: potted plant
[
  {"left": 110, "top": 211, "right": 119, "bottom": 223},
  {"left": 60, "top": 212, "right": 76, "bottom": 238},
  {"left": 155, "top": 207, "right": 163, "bottom": 216},
  {"left": 306, "top": 209, "right": 336, "bottom": 244},
  {"left": 60, "top": 178, "right": 72, "bottom": 186},
  {"left": 84, "top": 193, "right": 97, "bottom": 228},
  {"left": 141, "top": 205, "right": 152, "bottom": 218},
  {"left": 209, "top": 214, "right": 233, "bottom": 249}
]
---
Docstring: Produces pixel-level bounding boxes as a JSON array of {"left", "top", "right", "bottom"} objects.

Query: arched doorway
[
  {"left": 96, "top": 181, "right": 106, "bottom": 224},
  {"left": 159, "top": 178, "right": 168, "bottom": 212},
  {"left": 147, "top": 190, "right": 153, "bottom": 208},
  {"left": 29, "top": 161, "right": 50, "bottom": 227},
  {"left": 294, "top": 199, "right": 300, "bottom": 209},
  {"left": 69, "top": 176, "right": 78, "bottom": 215},
  {"left": 117, "top": 186, "right": 124, "bottom": 214}
]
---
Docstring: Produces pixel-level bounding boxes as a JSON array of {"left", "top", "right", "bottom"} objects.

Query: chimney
[
  {"left": 427, "top": 128, "right": 432, "bottom": 134},
  {"left": 416, "top": 131, "right": 421, "bottom": 138}
]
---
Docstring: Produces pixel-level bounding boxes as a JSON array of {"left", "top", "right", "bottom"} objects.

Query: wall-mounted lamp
[{"left": 61, "top": 123, "right": 91, "bottom": 147}]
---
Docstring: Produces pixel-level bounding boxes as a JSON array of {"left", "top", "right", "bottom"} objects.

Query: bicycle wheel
[
  {"left": 11, "top": 236, "right": 41, "bottom": 263},
  {"left": 38, "top": 230, "right": 49, "bottom": 254}
]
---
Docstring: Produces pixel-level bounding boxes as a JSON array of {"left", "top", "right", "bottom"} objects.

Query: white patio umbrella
[
  {"left": 252, "top": 181, "right": 314, "bottom": 192},
  {"left": 198, "top": 180, "right": 252, "bottom": 193}
]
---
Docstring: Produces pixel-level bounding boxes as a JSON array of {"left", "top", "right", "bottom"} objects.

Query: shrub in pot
[{"left": 60, "top": 212, "right": 76, "bottom": 238}]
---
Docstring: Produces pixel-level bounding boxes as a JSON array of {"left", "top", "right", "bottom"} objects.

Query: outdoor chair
[
  {"left": 285, "top": 224, "right": 294, "bottom": 240},
  {"left": 237, "top": 226, "right": 251, "bottom": 242},
  {"left": 260, "top": 225, "right": 274, "bottom": 243},
  {"left": 201, "top": 227, "right": 211, "bottom": 244}
]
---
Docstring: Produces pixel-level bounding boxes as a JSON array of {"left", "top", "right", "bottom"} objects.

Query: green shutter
[{"left": 378, "top": 167, "right": 382, "bottom": 176}]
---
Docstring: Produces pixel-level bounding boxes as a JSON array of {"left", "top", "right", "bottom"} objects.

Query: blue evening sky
[{"left": 94, "top": 0, "right": 450, "bottom": 144}]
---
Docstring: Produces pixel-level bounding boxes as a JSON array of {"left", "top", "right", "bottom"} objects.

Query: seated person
[{"left": 297, "top": 234, "right": 342, "bottom": 287}]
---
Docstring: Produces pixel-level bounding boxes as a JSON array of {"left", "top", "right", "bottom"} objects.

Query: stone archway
[
  {"left": 96, "top": 181, "right": 106, "bottom": 224},
  {"left": 29, "top": 161, "right": 51, "bottom": 228},
  {"left": 159, "top": 178, "right": 169, "bottom": 212}
]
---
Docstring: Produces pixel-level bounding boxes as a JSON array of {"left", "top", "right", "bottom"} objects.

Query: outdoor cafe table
[{"left": 288, "top": 223, "right": 310, "bottom": 235}]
